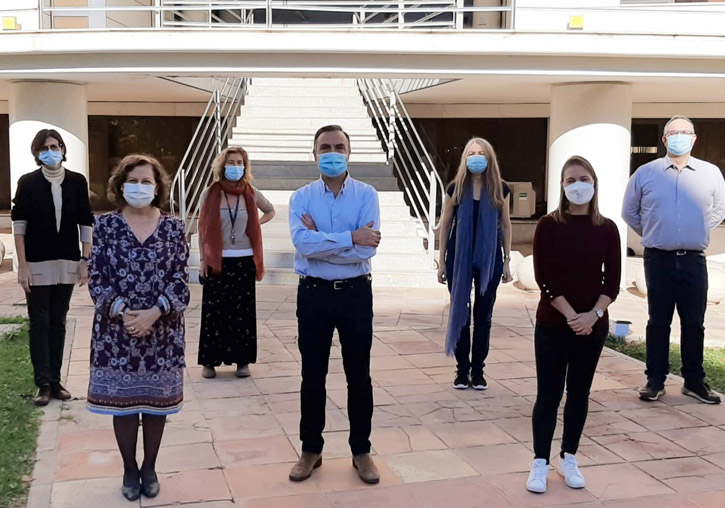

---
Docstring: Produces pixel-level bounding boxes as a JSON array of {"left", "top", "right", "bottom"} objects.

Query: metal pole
[
  {"left": 214, "top": 89, "right": 223, "bottom": 153},
  {"left": 428, "top": 172, "right": 437, "bottom": 267},
  {"left": 266, "top": 0, "right": 272, "bottom": 28},
  {"left": 154, "top": 0, "right": 161, "bottom": 28},
  {"left": 455, "top": 0, "right": 464, "bottom": 30},
  {"left": 388, "top": 86, "right": 396, "bottom": 161},
  {"left": 179, "top": 169, "right": 187, "bottom": 223}
]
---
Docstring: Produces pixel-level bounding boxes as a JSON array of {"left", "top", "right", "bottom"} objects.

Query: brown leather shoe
[
  {"left": 51, "top": 383, "right": 72, "bottom": 401},
  {"left": 34, "top": 385, "right": 52, "bottom": 406},
  {"left": 289, "top": 452, "right": 322, "bottom": 482},
  {"left": 352, "top": 453, "right": 380, "bottom": 484}
]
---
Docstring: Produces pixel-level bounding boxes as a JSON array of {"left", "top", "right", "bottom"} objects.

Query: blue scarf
[{"left": 445, "top": 184, "right": 500, "bottom": 356}]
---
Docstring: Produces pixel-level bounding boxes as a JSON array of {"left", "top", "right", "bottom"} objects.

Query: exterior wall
[{"left": 515, "top": 0, "right": 725, "bottom": 34}]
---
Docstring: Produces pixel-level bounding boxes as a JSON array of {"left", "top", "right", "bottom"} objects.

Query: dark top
[
  {"left": 533, "top": 214, "right": 621, "bottom": 332},
  {"left": 10, "top": 169, "right": 94, "bottom": 263},
  {"left": 445, "top": 181, "right": 510, "bottom": 252}
]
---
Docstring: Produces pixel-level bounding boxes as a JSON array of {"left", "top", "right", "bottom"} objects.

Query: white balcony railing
[{"left": 28, "top": 1, "right": 514, "bottom": 31}]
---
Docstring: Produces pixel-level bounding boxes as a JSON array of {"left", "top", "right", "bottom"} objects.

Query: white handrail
[
  {"left": 170, "top": 77, "right": 249, "bottom": 236},
  {"left": 357, "top": 78, "right": 444, "bottom": 266}
]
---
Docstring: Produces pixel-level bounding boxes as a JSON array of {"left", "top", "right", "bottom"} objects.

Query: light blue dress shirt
[
  {"left": 289, "top": 175, "right": 380, "bottom": 280},
  {"left": 622, "top": 156, "right": 725, "bottom": 251}
]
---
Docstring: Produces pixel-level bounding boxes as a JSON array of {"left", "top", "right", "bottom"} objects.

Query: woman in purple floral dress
[{"left": 87, "top": 154, "right": 189, "bottom": 501}]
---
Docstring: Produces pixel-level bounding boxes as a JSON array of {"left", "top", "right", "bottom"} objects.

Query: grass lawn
[
  {"left": 606, "top": 338, "right": 725, "bottom": 394},
  {"left": 0, "top": 320, "right": 41, "bottom": 508}
]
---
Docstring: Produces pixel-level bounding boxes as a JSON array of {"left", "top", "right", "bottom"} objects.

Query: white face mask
[
  {"left": 564, "top": 181, "right": 595, "bottom": 205},
  {"left": 123, "top": 182, "right": 156, "bottom": 209}
]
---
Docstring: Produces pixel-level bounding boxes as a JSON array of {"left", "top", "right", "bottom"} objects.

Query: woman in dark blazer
[{"left": 11, "top": 128, "right": 93, "bottom": 406}]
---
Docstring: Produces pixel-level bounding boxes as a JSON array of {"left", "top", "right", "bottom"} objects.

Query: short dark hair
[
  {"left": 30, "top": 128, "right": 67, "bottom": 166},
  {"left": 107, "top": 154, "right": 170, "bottom": 209},
  {"left": 313, "top": 125, "right": 350, "bottom": 154}
]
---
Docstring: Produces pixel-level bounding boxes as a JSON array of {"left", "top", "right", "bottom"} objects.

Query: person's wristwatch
[{"left": 592, "top": 307, "right": 604, "bottom": 319}]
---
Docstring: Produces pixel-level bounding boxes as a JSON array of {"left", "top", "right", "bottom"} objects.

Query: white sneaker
[
  {"left": 557, "top": 453, "right": 585, "bottom": 489},
  {"left": 526, "top": 458, "right": 549, "bottom": 493}
]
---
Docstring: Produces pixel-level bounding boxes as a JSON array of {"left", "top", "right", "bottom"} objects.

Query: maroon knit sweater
[{"left": 533, "top": 214, "right": 621, "bottom": 331}]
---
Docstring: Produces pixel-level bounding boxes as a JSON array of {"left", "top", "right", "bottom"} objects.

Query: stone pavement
[{"left": 0, "top": 269, "right": 724, "bottom": 508}]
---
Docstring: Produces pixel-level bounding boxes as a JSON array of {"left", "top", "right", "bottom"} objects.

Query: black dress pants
[
  {"left": 26, "top": 284, "right": 75, "bottom": 388},
  {"left": 532, "top": 322, "right": 606, "bottom": 462},
  {"left": 644, "top": 248, "right": 707, "bottom": 387},
  {"left": 297, "top": 275, "right": 374, "bottom": 456}
]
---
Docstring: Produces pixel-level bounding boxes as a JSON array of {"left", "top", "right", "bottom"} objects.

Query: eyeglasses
[
  {"left": 665, "top": 130, "right": 695, "bottom": 137},
  {"left": 39, "top": 144, "right": 63, "bottom": 153}
]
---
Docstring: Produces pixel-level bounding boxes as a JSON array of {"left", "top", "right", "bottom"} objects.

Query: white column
[
  {"left": 9, "top": 80, "right": 88, "bottom": 198},
  {"left": 548, "top": 82, "right": 632, "bottom": 284}
]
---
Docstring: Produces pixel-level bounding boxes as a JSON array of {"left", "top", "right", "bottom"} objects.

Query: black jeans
[
  {"left": 532, "top": 322, "right": 606, "bottom": 462},
  {"left": 26, "top": 284, "right": 75, "bottom": 388},
  {"left": 453, "top": 263, "right": 503, "bottom": 378},
  {"left": 644, "top": 248, "right": 707, "bottom": 387},
  {"left": 297, "top": 275, "right": 374, "bottom": 456}
]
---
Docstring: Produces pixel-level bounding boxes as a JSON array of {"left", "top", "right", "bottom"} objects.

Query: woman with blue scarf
[{"left": 438, "top": 137, "right": 513, "bottom": 390}]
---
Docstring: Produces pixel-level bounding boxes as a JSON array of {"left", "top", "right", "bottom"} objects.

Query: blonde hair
[
  {"left": 450, "top": 137, "right": 504, "bottom": 209},
  {"left": 550, "top": 155, "right": 605, "bottom": 226},
  {"left": 211, "top": 147, "right": 253, "bottom": 184}
]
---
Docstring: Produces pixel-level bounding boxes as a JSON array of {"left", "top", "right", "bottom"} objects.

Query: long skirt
[{"left": 198, "top": 256, "right": 257, "bottom": 367}]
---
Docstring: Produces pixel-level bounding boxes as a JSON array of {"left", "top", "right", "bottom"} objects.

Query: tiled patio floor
[{"left": 1, "top": 267, "right": 724, "bottom": 508}]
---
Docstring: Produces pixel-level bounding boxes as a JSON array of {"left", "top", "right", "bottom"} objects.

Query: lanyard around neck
[{"left": 223, "top": 192, "right": 240, "bottom": 242}]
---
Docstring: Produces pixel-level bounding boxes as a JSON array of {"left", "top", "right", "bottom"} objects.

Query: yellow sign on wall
[
  {"left": 568, "top": 15, "right": 584, "bottom": 30},
  {"left": 2, "top": 17, "right": 18, "bottom": 30}
]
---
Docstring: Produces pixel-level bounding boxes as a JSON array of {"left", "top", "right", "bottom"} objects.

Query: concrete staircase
[
  {"left": 188, "top": 77, "right": 438, "bottom": 288},
  {"left": 229, "top": 78, "right": 387, "bottom": 163}
]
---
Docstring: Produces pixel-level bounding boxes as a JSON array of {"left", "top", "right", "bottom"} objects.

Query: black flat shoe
[
  {"left": 121, "top": 470, "right": 141, "bottom": 501},
  {"left": 140, "top": 470, "right": 160, "bottom": 498}
]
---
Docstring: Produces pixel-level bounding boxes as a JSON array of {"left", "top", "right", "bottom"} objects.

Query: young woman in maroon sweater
[{"left": 525, "top": 156, "right": 621, "bottom": 494}]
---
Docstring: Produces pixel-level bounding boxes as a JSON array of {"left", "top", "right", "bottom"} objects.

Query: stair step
[
  {"left": 233, "top": 139, "right": 384, "bottom": 150},
  {"left": 240, "top": 106, "right": 370, "bottom": 118},
  {"left": 253, "top": 177, "right": 400, "bottom": 192},
  {"left": 260, "top": 190, "right": 408, "bottom": 206},
  {"left": 248, "top": 86, "right": 362, "bottom": 98},
  {"left": 246, "top": 153, "right": 388, "bottom": 163},
  {"left": 260, "top": 220, "right": 422, "bottom": 238},
  {"left": 234, "top": 118, "right": 376, "bottom": 131},
  {"left": 245, "top": 95, "right": 371, "bottom": 108},
  {"left": 270, "top": 204, "right": 413, "bottom": 218},
  {"left": 251, "top": 78, "right": 356, "bottom": 87},
  {"left": 233, "top": 131, "right": 380, "bottom": 142},
  {"left": 259, "top": 251, "right": 433, "bottom": 270},
  {"left": 250, "top": 162, "right": 392, "bottom": 178}
]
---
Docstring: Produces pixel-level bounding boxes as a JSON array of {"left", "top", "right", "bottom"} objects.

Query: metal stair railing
[
  {"left": 357, "top": 78, "right": 444, "bottom": 268},
  {"left": 170, "top": 77, "right": 249, "bottom": 236},
  {"left": 37, "top": 1, "right": 515, "bottom": 30}
]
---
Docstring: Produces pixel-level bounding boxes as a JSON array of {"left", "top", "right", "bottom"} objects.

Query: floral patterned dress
[{"left": 87, "top": 212, "right": 190, "bottom": 416}]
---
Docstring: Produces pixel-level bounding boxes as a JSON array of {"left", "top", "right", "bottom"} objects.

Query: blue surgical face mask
[
  {"left": 39, "top": 149, "right": 63, "bottom": 168},
  {"left": 466, "top": 154, "right": 488, "bottom": 174},
  {"left": 317, "top": 152, "right": 348, "bottom": 177},
  {"left": 666, "top": 134, "right": 694, "bottom": 157},
  {"left": 123, "top": 183, "right": 156, "bottom": 209},
  {"left": 224, "top": 165, "right": 245, "bottom": 182}
]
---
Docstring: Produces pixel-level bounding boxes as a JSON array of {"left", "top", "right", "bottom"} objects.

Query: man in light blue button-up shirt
[
  {"left": 622, "top": 115, "right": 725, "bottom": 405},
  {"left": 288, "top": 125, "right": 382, "bottom": 485}
]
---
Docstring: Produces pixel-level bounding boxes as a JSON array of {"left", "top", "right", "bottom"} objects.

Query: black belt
[
  {"left": 645, "top": 247, "right": 704, "bottom": 257},
  {"left": 299, "top": 274, "right": 372, "bottom": 290}
]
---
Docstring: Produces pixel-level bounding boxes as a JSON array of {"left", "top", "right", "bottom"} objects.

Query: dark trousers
[
  {"left": 297, "top": 276, "right": 374, "bottom": 456},
  {"left": 454, "top": 265, "right": 502, "bottom": 377},
  {"left": 532, "top": 322, "right": 606, "bottom": 462},
  {"left": 644, "top": 248, "right": 707, "bottom": 387},
  {"left": 26, "top": 284, "right": 75, "bottom": 388}
]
